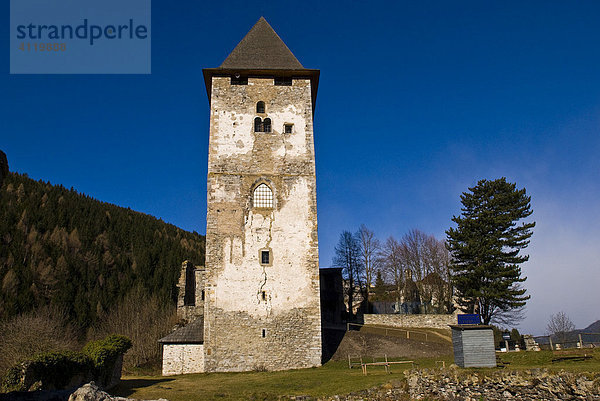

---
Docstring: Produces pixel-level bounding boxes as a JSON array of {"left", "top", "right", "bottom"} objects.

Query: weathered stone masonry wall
[
  {"left": 204, "top": 76, "right": 321, "bottom": 372},
  {"left": 162, "top": 344, "right": 204, "bottom": 376},
  {"left": 205, "top": 309, "right": 321, "bottom": 372},
  {"left": 363, "top": 313, "right": 457, "bottom": 329}
]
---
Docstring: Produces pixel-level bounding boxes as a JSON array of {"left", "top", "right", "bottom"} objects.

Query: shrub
[
  {"left": 83, "top": 335, "right": 132, "bottom": 386},
  {"left": 0, "top": 335, "right": 131, "bottom": 393},
  {"left": 1, "top": 351, "right": 90, "bottom": 392}
]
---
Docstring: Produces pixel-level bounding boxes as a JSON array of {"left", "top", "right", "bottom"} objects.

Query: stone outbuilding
[{"left": 159, "top": 317, "right": 205, "bottom": 376}]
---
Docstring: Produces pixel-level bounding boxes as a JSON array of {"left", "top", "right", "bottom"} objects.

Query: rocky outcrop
[
  {"left": 68, "top": 383, "right": 114, "bottom": 401},
  {"left": 68, "top": 382, "right": 168, "bottom": 401},
  {"left": 0, "top": 382, "right": 169, "bottom": 401}
]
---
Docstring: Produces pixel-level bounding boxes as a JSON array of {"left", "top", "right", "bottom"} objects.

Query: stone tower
[{"left": 201, "top": 17, "right": 322, "bottom": 372}]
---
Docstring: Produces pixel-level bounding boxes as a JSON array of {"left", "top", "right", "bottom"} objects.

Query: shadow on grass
[{"left": 112, "top": 378, "right": 175, "bottom": 397}]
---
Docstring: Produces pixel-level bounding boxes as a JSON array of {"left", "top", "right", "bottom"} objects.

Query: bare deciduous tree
[
  {"left": 546, "top": 311, "right": 575, "bottom": 345},
  {"left": 333, "top": 231, "right": 363, "bottom": 320},
  {"left": 398, "top": 229, "right": 453, "bottom": 313},
  {"left": 88, "top": 288, "right": 176, "bottom": 370},
  {"left": 422, "top": 234, "right": 453, "bottom": 313},
  {"left": 0, "top": 305, "right": 80, "bottom": 375},
  {"left": 401, "top": 229, "right": 429, "bottom": 282},
  {"left": 378, "top": 236, "right": 404, "bottom": 309},
  {"left": 358, "top": 224, "right": 380, "bottom": 312}
]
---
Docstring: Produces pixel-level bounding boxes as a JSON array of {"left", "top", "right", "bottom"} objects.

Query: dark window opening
[
  {"left": 256, "top": 101, "right": 265, "bottom": 114},
  {"left": 262, "top": 329, "right": 266, "bottom": 338},
  {"left": 201, "top": 289, "right": 205, "bottom": 301},
  {"left": 261, "top": 250, "right": 270, "bottom": 265},
  {"left": 284, "top": 124, "right": 293, "bottom": 134},
  {"left": 254, "top": 117, "right": 263, "bottom": 132},
  {"left": 274, "top": 77, "right": 293, "bottom": 86},
  {"left": 231, "top": 74, "right": 248, "bottom": 85},
  {"left": 263, "top": 118, "right": 272, "bottom": 133},
  {"left": 184, "top": 265, "right": 195, "bottom": 306}
]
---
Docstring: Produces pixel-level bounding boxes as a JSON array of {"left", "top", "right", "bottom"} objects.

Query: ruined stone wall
[
  {"left": 161, "top": 344, "right": 204, "bottom": 376},
  {"left": 0, "top": 150, "right": 8, "bottom": 188},
  {"left": 176, "top": 261, "right": 205, "bottom": 322},
  {"left": 203, "top": 76, "right": 321, "bottom": 372},
  {"left": 363, "top": 313, "right": 457, "bottom": 329}
]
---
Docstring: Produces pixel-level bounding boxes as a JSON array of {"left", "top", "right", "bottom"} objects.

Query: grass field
[
  {"left": 113, "top": 357, "right": 450, "bottom": 401},
  {"left": 496, "top": 347, "right": 600, "bottom": 373},
  {"left": 112, "top": 349, "right": 600, "bottom": 401}
]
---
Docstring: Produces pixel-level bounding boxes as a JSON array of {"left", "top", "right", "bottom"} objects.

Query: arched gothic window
[
  {"left": 254, "top": 117, "right": 263, "bottom": 132},
  {"left": 253, "top": 183, "right": 273, "bottom": 208},
  {"left": 263, "top": 118, "right": 272, "bottom": 133},
  {"left": 256, "top": 101, "right": 265, "bottom": 114}
]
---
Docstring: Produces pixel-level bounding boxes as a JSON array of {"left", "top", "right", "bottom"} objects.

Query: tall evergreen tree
[{"left": 446, "top": 178, "right": 535, "bottom": 325}]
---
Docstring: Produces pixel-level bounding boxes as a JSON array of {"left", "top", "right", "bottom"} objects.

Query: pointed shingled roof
[
  {"left": 203, "top": 18, "right": 320, "bottom": 113},
  {"left": 219, "top": 17, "right": 304, "bottom": 70}
]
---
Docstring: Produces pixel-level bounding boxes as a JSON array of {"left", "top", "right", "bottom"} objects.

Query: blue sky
[{"left": 2, "top": 1, "right": 599, "bottom": 335}]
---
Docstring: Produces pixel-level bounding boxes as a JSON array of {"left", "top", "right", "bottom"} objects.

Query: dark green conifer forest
[{"left": 0, "top": 172, "right": 205, "bottom": 329}]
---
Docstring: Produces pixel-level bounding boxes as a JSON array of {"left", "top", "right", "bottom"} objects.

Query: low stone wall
[{"left": 363, "top": 313, "right": 456, "bottom": 329}]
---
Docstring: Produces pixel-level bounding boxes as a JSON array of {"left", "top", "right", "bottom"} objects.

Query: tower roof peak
[{"left": 219, "top": 17, "right": 304, "bottom": 70}]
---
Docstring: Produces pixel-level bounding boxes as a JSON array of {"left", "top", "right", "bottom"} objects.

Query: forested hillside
[{"left": 0, "top": 172, "right": 205, "bottom": 329}]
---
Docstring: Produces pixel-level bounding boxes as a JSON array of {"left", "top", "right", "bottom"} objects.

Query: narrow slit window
[
  {"left": 262, "top": 329, "right": 266, "bottom": 338},
  {"left": 253, "top": 184, "right": 273, "bottom": 208},
  {"left": 261, "top": 291, "right": 267, "bottom": 301},
  {"left": 263, "top": 118, "right": 272, "bottom": 133},
  {"left": 201, "top": 289, "right": 205, "bottom": 301},
  {"left": 256, "top": 101, "right": 265, "bottom": 114},
  {"left": 261, "top": 250, "right": 270, "bottom": 265}
]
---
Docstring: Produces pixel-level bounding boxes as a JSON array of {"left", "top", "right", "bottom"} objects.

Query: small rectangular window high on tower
[
  {"left": 231, "top": 74, "right": 248, "bottom": 85},
  {"left": 261, "top": 250, "right": 270, "bottom": 265},
  {"left": 274, "top": 77, "right": 292, "bottom": 86}
]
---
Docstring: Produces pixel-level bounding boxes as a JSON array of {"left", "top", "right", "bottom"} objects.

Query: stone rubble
[
  {"left": 403, "top": 368, "right": 600, "bottom": 401},
  {"left": 286, "top": 369, "right": 600, "bottom": 401}
]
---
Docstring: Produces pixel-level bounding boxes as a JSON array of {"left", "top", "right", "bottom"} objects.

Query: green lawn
[
  {"left": 112, "top": 350, "right": 600, "bottom": 401},
  {"left": 496, "top": 348, "right": 600, "bottom": 373},
  {"left": 112, "top": 358, "right": 449, "bottom": 401}
]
